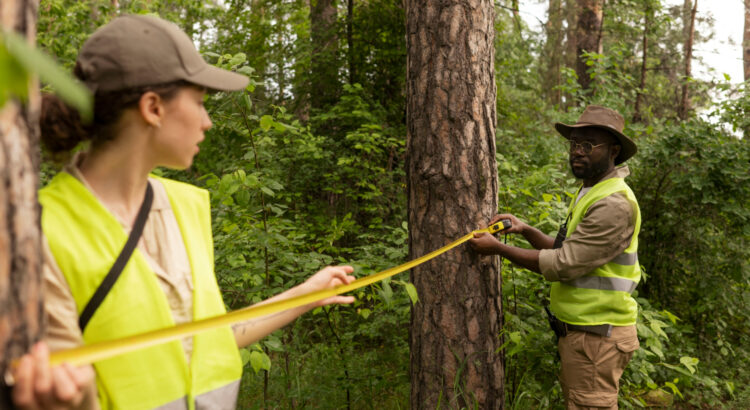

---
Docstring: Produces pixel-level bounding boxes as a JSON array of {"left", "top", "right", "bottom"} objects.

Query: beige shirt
[
  {"left": 539, "top": 165, "right": 636, "bottom": 282},
  {"left": 43, "top": 160, "right": 196, "bottom": 408}
]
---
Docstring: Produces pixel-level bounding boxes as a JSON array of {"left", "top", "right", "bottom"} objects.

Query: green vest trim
[
  {"left": 40, "top": 172, "right": 242, "bottom": 410},
  {"left": 550, "top": 176, "right": 642, "bottom": 326}
]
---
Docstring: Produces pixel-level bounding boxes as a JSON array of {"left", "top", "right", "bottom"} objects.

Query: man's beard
[{"left": 569, "top": 154, "right": 611, "bottom": 180}]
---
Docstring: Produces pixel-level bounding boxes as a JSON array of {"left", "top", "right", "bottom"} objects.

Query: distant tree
[
  {"left": 310, "top": 0, "right": 340, "bottom": 110},
  {"left": 679, "top": 0, "right": 697, "bottom": 119},
  {"left": 633, "top": 1, "right": 653, "bottom": 122},
  {"left": 405, "top": 0, "right": 502, "bottom": 408},
  {"left": 0, "top": 0, "right": 45, "bottom": 407},
  {"left": 744, "top": 0, "right": 750, "bottom": 82},
  {"left": 542, "top": 0, "right": 563, "bottom": 106},
  {"left": 574, "top": 0, "right": 604, "bottom": 91}
]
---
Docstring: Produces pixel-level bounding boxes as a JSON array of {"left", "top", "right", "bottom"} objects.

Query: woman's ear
[{"left": 137, "top": 91, "right": 165, "bottom": 128}]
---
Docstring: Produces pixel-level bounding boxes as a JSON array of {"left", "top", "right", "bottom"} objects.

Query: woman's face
[{"left": 153, "top": 86, "right": 212, "bottom": 169}]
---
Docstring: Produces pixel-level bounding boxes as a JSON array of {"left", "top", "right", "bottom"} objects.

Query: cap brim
[
  {"left": 184, "top": 64, "right": 249, "bottom": 92},
  {"left": 554, "top": 122, "right": 637, "bottom": 165}
]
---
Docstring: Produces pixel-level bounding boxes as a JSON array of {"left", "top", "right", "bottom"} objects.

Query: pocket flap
[
  {"left": 616, "top": 337, "right": 640, "bottom": 353},
  {"left": 569, "top": 389, "right": 618, "bottom": 407}
]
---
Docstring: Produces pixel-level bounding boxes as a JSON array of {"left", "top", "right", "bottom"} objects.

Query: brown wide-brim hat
[
  {"left": 77, "top": 14, "right": 249, "bottom": 93},
  {"left": 554, "top": 105, "right": 637, "bottom": 165}
]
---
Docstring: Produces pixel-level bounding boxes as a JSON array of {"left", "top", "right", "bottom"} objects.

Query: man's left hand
[{"left": 469, "top": 232, "right": 503, "bottom": 255}]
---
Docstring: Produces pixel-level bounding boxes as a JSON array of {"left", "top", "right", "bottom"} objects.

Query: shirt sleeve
[
  {"left": 42, "top": 237, "right": 101, "bottom": 410},
  {"left": 538, "top": 192, "right": 635, "bottom": 282}
]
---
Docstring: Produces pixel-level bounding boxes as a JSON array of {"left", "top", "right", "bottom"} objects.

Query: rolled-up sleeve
[
  {"left": 43, "top": 237, "right": 101, "bottom": 410},
  {"left": 539, "top": 192, "right": 635, "bottom": 282}
]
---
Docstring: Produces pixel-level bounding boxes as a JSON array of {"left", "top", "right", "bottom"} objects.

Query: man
[{"left": 470, "top": 105, "right": 641, "bottom": 409}]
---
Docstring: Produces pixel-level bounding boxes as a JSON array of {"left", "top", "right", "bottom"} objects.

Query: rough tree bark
[
  {"left": 0, "top": 0, "right": 45, "bottom": 407},
  {"left": 633, "top": 3, "right": 651, "bottom": 122},
  {"left": 310, "top": 0, "right": 339, "bottom": 110},
  {"left": 574, "top": 0, "right": 603, "bottom": 92},
  {"left": 542, "top": 0, "right": 563, "bottom": 106},
  {"left": 679, "top": 0, "right": 697, "bottom": 120},
  {"left": 405, "top": 0, "right": 502, "bottom": 408}
]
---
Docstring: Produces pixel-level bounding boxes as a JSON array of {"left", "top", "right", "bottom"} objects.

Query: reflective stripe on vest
[
  {"left": 157, "top": 380, "right": 241, "bottom": 410},
  {"left": 40, "top": 173, "right": 242, "bottom": 409},
  {"left": 550, "top": 175, "right": 642, "bottom": 327}
]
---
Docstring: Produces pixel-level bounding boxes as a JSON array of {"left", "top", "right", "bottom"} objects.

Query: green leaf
[
  {"left": 661, "top": 310, "right": 679, "bottom": 324},
  {"left": 663, "top": 382, "right": 683, "bottom": 399},
  {"left": 0, "top": 42, "right": 29, "bottom": 106},
  {"left": 242, "top": 94, "right": 253, "bottom": 111},
  {"left": 3, "top": 30, "right": 92, "bottom": 121},
  {"left": 239, "top": 348, "right": 252, "bottom": 366},
  {"left": 249, "top": 350, "right": 271, "bottom": 373},
  {"left": 358, "top": 308, "right": 371, "bottom": 319},
  {"left": 260, "top": 186, "right": 275, "bottom": 197},
  {"left": 260, "top": 114, "right": 274, "bottom": 131},
  {"left": 404, "top": 283, "right": 419, "bottom": 305},
  {"left": 679, "top": 356, "right": 699, "bottom": 374}
]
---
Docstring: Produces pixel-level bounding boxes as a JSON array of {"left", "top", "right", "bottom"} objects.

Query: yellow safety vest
[
  {"left": 550, "top": 177, "right": 642, "bottom": 326},
  {"left": 40, "top": 172, "right": 242, "bottom": 410}
]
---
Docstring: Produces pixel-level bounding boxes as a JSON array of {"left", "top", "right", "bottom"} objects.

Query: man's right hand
[{"left": 489, "top": 214, "right": 526, "bottom": 235}]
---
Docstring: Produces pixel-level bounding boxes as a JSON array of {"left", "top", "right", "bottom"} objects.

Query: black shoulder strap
[{"left": 78, "top": 182, "right": 154, "bottom": 332}]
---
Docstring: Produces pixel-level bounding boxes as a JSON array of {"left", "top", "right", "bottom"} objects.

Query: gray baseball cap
[{"left": 76, "top": 14, "right": 248, "bottom": 92}]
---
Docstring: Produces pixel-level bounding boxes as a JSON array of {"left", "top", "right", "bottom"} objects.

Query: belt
[{"left": 564, "top": 323, "right": 612, "bottom": 337}]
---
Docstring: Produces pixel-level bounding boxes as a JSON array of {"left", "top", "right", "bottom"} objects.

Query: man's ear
[
  {"left": 137, "top": 91, "right": 165, "bottom": 128},
  {"left": 610, "top": 143, "right": 622, "bottom": 163}
]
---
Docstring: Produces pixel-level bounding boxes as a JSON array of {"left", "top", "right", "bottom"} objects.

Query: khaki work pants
[{"left": 558, "top": 325, "right": 639, "bottom": 409}]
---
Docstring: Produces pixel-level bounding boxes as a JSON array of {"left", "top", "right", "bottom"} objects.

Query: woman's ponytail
[{"left": 40, "top": 93, "right": 91, "bottom": 154}]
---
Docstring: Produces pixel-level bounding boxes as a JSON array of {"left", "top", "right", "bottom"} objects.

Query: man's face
[{"left": 568, "top": 128, "right": 620, "bottom": 181}]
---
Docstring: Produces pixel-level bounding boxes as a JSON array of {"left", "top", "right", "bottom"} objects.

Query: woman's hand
[
  {"left": 11, "top": 342, "right": 94, "bottom": 410},
  {"left": 233, "top": 265, "right": 357, "bottom": 348},
  {"left": 488, "top": 213, "right": 526, "bottom": 235},
  {"left": 302, "top": 265, "right": 356, "bottom": 308}
]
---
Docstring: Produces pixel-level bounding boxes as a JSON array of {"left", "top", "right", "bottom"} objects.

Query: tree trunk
[
  {"left": 346, "top": 0, "right": 355, "bottom": 85},
  {"left": 563, "top": 0, "right": 578, "bottom": 107},
  {"left": 574, "top": 0, "right": 603, "bottom": 92},
  {"left": 310, "top": 0, "right": 339, "bottom": 110},
  {"left": 744, "top": 0, "right": 750, "bottom": 82},
  {"left": 633, "top": 3, "right": 650, "bottom": 122},
  {"left": 405, "top": 0, "right": 502, "bottom": 408},
  {"left": 679, "top": 0, "right": 697, "bottom": 120},
  {"left": 542, "top": 0, "right": 564, "bottom": 106},
  {"left": 0, "top": 0, "right": 45, "bottom": 407},
  {"left": 510, "top": 0, "right": 522, "bottom": 36}
]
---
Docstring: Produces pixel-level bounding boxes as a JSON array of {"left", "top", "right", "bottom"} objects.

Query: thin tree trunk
[
  {"left": 310, "top": 0, "right": 339, "bottom": 110},
  {"left": 679, "top": 0, "right": 697, "bottom": 120},
  {"left": 574, "top": 0, "right": 603, "bottom": 92},
  {"left": 0, "top": 0, "right": 44, "bottom": 407},
  {"left": 563, "top": 0, "right": 578, "bottom": 107},
  {"left": 511, "top": 0, "right": 522, "bottom": 36},
  {"left": 542, "top": 0, "right": 563, "bottom": 106},
  {"left": 634, "top": 4, "right": 650, "bottom": 122},
  {"left": 406, "top": 0, "right": 502, "bottom": 408},
  {"left": 347, "top": 0, "right": 355, "bottom": 85},
  {"left": 744, "top": 0, "right": 750, "bottom": 82}
]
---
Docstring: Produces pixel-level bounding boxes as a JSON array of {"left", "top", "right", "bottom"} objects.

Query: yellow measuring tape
[{"left": 48, "top": 222, "right": 508, "bottom": 367}]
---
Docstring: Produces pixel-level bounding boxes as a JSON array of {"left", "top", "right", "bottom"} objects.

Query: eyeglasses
[{"left": 569, "top": 140, "right": 607, "bottom": 154}]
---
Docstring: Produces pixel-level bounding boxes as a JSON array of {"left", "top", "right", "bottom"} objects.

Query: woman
[{"left": 12, "top": 14, "right": 355, "bottom": 409}]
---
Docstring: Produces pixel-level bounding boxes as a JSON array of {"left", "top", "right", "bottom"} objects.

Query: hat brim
[
  {"left": 554, "top": 122, "right": 637, "bottom": 165},
  {"left": 184, "top": 64, "right": 249, "bottom": 92}
]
